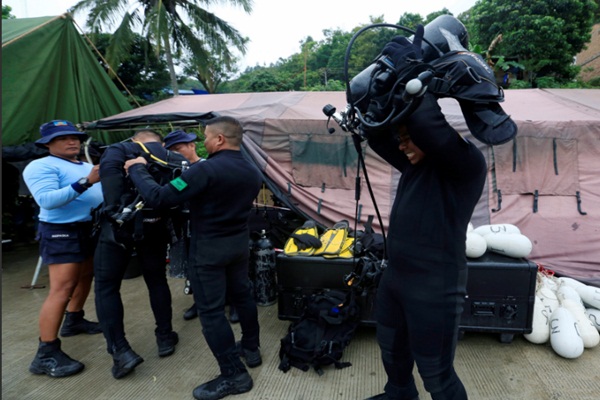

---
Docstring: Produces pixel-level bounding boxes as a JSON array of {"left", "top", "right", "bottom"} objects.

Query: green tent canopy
[{"left": 1, "top": 14, "right": 132, "bottom": 148}]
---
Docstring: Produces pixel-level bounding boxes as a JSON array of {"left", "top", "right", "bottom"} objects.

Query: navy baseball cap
[
  {"left": 35, "top": 120, "right": 87, "bottom": 148},
  {"left": 164, "top": 130, "right": 198, "bottom": 149}
]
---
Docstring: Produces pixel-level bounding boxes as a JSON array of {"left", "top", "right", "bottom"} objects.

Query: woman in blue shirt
[{"left": 23, "top": 120, "right": 104, "bottom": 378}]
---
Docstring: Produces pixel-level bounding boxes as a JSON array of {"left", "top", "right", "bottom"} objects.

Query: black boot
[
  {"left": 111, "top": 347, "right": 144, "bottom": 379},
  {"left": 29, "top": 338, "right": 84, "bottom": 377},
  {"left": 192, "top": 371, "right": 253, "bottom": 400},
  {"left": 228, "top": 306, "right": 239, "bottom": 324},
  {"left": 183, "top": 304, "right": 198, "bottom": 320},
  {"left": 193, "top": 354, "right": 252, "bottom": 400},
  {"left": 156, "top": 331, "right": 179, "bottom": 357},
  {"left": 60, "top": 310, "right": 102, "bottom": 337},
  {"left": 236, "top": 341, "right": 262, "bottom": 368}
]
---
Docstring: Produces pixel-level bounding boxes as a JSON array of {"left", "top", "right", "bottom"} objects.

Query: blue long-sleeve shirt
[{"left": 23, "top": 155, "right": 103, "bottom": 223}]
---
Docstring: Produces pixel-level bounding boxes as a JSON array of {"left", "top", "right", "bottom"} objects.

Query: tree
[
  {"left": 465, "top": 0, "right": 597, "bottom": 84},
  {"left": 70, "top": 0, "right": 252, "bottom": 96},
  {"left": 92, "top": 33, "right": 172, "bottom": 105},
  {"left": 3, "top": 4, "right": 16, "bottom": 19},
  {"left": 181, "top": 28, "right": 247, "bottom": 93}
]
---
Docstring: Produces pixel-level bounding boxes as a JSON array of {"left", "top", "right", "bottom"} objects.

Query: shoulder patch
[{"left": 170, "top": 176, "right": 188, "bottom": 191}]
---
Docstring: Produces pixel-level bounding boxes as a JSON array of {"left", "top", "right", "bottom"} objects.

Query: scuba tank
[{"left": 252, "top": 230, "right": 277, "bottom": 306}]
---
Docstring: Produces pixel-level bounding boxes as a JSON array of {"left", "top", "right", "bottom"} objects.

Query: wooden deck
[{"left": 2, "top": 242, "right": 599, "bottom": 400}]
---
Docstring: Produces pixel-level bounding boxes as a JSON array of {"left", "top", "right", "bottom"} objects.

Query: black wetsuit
[
  {"left": 128, "top": 149, "right": 262, "bottom": 375},
  {"left": 94, "top": 141, "right": 187, "bottom": 354},
  {"left": 367, "top": 93, "right": 487, "bottom": 400}
]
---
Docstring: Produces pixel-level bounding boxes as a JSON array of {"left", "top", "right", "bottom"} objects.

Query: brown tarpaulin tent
[{"left": 87, "top": 89, "right": 600, "bottom": 285}]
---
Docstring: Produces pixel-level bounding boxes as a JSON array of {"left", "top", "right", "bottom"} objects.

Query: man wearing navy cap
[
  {"left": 164, "top": 130, "right": 202, "bottom": 320},
  {"left": 164, "top": 130, "right": 201, "bottom": 164},
  {"left": 23, "top": 120, "right": 103, "bottom": 378}
]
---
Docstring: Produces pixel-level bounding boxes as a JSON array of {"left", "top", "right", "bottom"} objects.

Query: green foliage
[
  {"left": 465, "top": 0, "right": 597, "bottom": 85},
  {"left": 494, "top": 57, "right": 525, "bottom": 72},
  {"left": 535, "top": 76, "right": 563, "bottom": 88},
  {"left": 2, "top": 4, "right": 15, "bottom": 19},
  {"left": 508, "top": 80, "right": 532, "bottom": 89},
  {"left": 396, "top": 13, "right": 425, "bottom": 34},
  {"left": 588, "top": 76, "right": 600, "bottom": 87},
  {"left": 425, "top": 8, "right": 453, "bottom": 24},
  {"left": 89, "top": 33, "right": 172, "bottom": 106},
  {"left": 70, "top": 0, "right": 252, "bottom": 95}
]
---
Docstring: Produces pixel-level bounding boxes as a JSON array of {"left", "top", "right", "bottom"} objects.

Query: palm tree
[{"left": 70, "top": 0, "right": 252, "bottom": 96}]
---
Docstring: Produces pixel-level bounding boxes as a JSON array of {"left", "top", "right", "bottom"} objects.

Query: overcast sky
[{"left": 9, "top": 0, "right": 477, "bottom": 69}]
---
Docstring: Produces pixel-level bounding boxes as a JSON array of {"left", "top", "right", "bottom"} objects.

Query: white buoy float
[
  {"left": 473, "top": 223, "right": 521, "bottom": 236},
  {"left": 561, "top": 299, "right": 600, "bottom": 348},
  {"left": 549, "top": 307, "right": 584, "bottom": 359},
  {"left": 557, "top": 276, "right": 587, "bottom": 291},
  {"left": 485, "top": 233, "right": 532, "bottom": 258},
  {"left": 524, "top": 295, "right": 551, "bottom": 344},
  {"left": 556, "top": 284, "right": 584, "bottom": 306},
  {"left": 465, "top": 232, "right": 487, "bottom": 258},
  {"left": 586, "top": 308, "right": 600, "bottom": 332},
  {"left": 537, "top": 286, "right": 560, "bottom": 314},
  {"left": 575, "top": 285, "right": 600, "bottom": 310}
]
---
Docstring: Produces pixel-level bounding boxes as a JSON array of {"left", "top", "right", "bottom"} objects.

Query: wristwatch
[{"left": 77, "top": 177, "right": 93, "bottom": 189}]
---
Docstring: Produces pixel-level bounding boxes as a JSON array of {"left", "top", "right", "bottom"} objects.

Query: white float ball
[
  {"left": 465, "top": 232, "right": 487, "bottom": 258},
  {"left": 485, "top": 233, "right": 532, "bottom": 258},
  {"left": 561, "top": 299, "right": 600, "bottom": 348},
  {"left": 575, "top": 285, "right": 600, "bottom": 310},
  {"left": 549, "top": 307, "right": 584, "bottom": 359},
  {"left": 524, "top": 295, "right": 551, "bottom": 344},
  {"left": 473, "top": 223, "right": 521, "bottom": 236},
  {"left": 586, "top": 308, "right": 600, "bottom": 332}
]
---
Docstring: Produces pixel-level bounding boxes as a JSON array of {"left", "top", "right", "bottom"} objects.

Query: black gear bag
[{"left": 278, "top": 289, "right": 360, "bottom": 375}]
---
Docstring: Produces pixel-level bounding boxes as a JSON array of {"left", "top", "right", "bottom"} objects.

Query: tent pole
[{"left": 71, "top": 16, "right": 142, "bottom": 108}]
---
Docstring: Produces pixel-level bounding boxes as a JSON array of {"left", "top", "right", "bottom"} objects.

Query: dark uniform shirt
[
  {"left": 99, "top": 141, "right": 187, "bottom": 217},
  {"left": 127, "top": 149, "right": 262, "bottom": 266},
  {"left": 368, "top": 93, "right": 487, "bottom": 265}
]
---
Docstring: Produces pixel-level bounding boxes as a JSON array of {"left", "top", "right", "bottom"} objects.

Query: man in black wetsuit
[
  {"left": 365, "top": 86, "right": 487, "bottom": 399},
  {"left": 125, "top": 116, "right": 262, "bottom": 400},
  {"left": 94, "top": 129, "right": 187, "bottom": 379}
]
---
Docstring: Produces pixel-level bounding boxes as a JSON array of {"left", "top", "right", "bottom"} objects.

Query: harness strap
[{"left": 132, "top": 140, "right": 169, "bottom": 165}]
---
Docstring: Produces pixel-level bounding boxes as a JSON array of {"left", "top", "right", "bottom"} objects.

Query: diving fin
[
  {"left": 324, "top": 236, "right": 355, "bottom": 259},
  {"left": 313, "top": 220, "right": 349, "bottom": 256},
  {"left": 284, "top": 220, "right": 320, "bottom": 256}
]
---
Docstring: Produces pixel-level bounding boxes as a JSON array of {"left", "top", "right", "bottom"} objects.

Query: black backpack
[{"left": 278, "top": 289, "right": 360, "bottom": 375}]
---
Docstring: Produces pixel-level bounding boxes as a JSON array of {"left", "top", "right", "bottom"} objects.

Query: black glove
[
  {"left": 290, "top": 233, "right": 322, "bottom": 250},
  {"left": 381, "top": 24, "right": 424, "bottom": 75}
]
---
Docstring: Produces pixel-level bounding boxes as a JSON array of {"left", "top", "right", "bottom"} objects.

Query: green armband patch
[{"left": 170, "top": 177, "right": 188, "bottom": 191}]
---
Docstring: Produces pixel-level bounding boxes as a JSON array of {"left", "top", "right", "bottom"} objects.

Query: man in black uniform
[
  {"left": 163, "top": 129, "right": 241, "bottom": 324},
  {"left": 94, "top": 129, "right": 187, "bottom": 379},
  {"left": 364, "top": 30, "right": 487, "bottom": 400},
  {"left": 124, "top": 116, "right": 262, "bottom": 400}
]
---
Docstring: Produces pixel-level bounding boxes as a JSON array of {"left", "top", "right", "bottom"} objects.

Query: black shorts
[{"left": 37, "top": 221, "right": 95, "bottom": 265}]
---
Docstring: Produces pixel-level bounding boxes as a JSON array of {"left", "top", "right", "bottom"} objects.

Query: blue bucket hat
[
  {"left": 35, "top": 120, "right": 87, "bottom": 148},
  {"left": 164, "top": 130, "right": 198, "bottom": 149}
]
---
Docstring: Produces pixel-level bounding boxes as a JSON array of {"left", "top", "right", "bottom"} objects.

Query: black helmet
[
  {"left": 414, "top": 14, "right": 470, "bottom": 62},
  {"left": 428, "top": 50, "right": 517, "bottom": 146}
]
